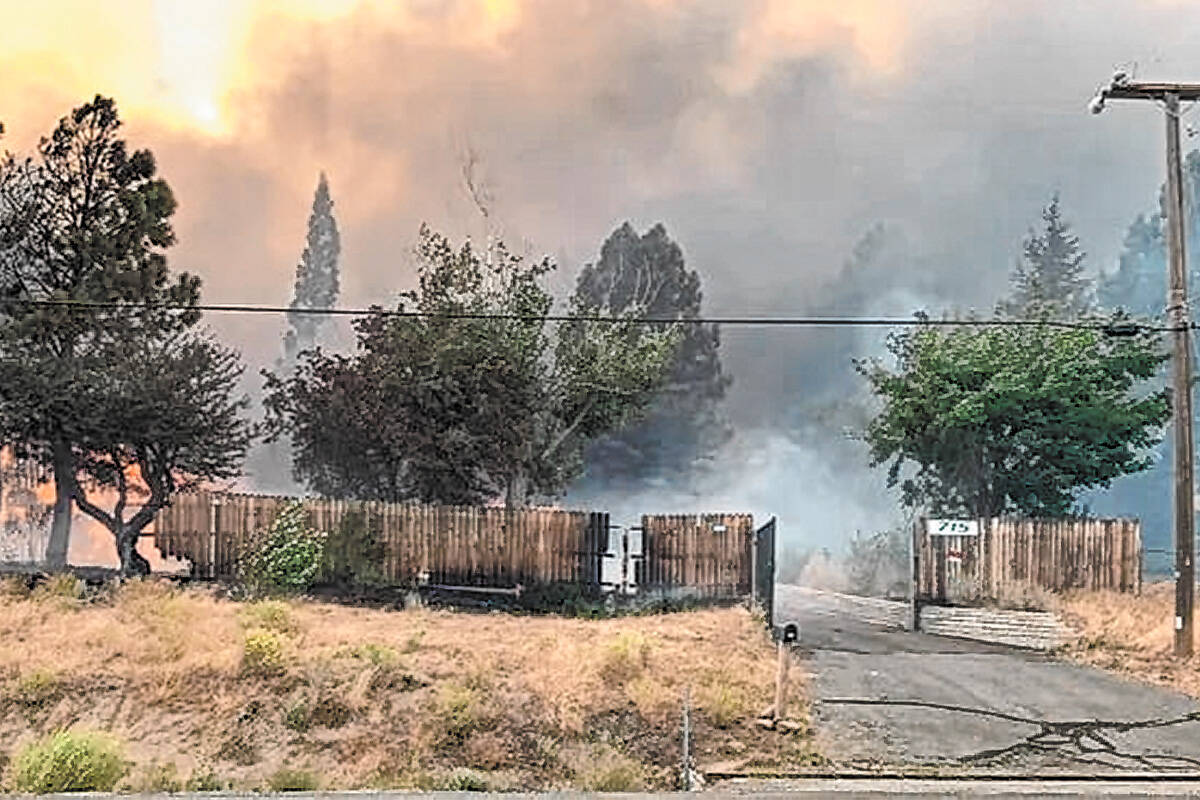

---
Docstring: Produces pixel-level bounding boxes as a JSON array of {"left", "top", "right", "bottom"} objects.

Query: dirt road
[{"left": 777, "top": 584, "right": 1200, "bottom": 774}]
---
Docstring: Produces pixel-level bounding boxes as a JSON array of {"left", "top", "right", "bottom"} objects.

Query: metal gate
[{"left": 753, "top": 517, "right": 776, "bottom": 629}]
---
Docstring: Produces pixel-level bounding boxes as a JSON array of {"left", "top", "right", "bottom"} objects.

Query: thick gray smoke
[{"left": 115, "top": 0, "right": 1200, "bottom": 551}]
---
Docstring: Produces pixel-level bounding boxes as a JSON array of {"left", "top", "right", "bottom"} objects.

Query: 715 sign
[{"left": 929, "top": 519, "right": 979, "bottom": 536}]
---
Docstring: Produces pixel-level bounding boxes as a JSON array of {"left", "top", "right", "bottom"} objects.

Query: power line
[{"left": 0, "top": 298, "right": 1179, "bottom": 332}]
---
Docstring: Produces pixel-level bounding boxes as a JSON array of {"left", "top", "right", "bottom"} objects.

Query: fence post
[{"left": 909, "top": 517, "right": 920, "bottom": 631}]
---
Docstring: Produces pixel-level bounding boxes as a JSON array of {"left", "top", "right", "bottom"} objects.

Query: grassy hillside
[{"left": 0, "top": 577, "right": 816, "bottom": 791}]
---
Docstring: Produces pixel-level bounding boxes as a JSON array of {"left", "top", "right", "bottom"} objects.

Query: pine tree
[
  {"left": 998, "top": 195, "right": 1092, "bottom": 319},
  {"left": 571, "top": 223, "right": 731, "bottom": 489},
  {"left": 283, "top": 173, "right": 341, "bottom": 364}
]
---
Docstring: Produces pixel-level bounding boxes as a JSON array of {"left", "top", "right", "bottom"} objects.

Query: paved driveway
[{"left": 776, "top": 584, "right": 1200, "bottom": 774}]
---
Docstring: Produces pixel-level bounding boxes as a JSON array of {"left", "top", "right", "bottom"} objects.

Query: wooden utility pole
[{"left": 1092, "top": 77, "right": 1200, "bottom": 656}]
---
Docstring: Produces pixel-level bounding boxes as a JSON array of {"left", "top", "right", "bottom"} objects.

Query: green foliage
[
  {"left": 242, "top": 630, "right": 285, "bottom": 676},
  {"left": 320, "top": 509, "right": 387, "bottom": 587},
  {"left": 239, "top": 599, "right": 298, "bottom": 634},
  {"left": 264, "top": 225, "right": 679, "bottom": 506},
  {"left": 998, "top": 195, "right": 1092, "bottom": 319},
  {"left": 11, "top": 668, "right": 60, "bottom": 708},
  {"left": 437, "top": 767, "right": 491, "bottom": 792},
  {"left": 436, "top": 682, "right": 488, "bottom": 743},
  {"left": 240, "top": 502, "right": 326, "bottom": 594},
  {"left": 283, "top": 172, "right": 341, "bottom": 363},
  {"left": 266, "top": 767, "right": 320, "bottom": 792},
  {"left": 573, "top": 222, "right": 732, "bottom": 489},
  {"left": 0, "top": 95, "right": 251, "bottom": 576},
  {"left": 858, "top": 317, "right": 1170, "bottom": 517},
  {"left": 11, "top": 730, "right": 127, "bottom": 793}
]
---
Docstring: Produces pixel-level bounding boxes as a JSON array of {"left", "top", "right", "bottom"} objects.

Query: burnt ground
[{"left": 776, "top": 584, "right": 1200, "bottom": 775}]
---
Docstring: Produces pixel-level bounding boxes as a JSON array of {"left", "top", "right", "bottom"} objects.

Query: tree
[
  {"left": 0, "top": 96, "right": 200, "bottom": 567},
  {"left": 283, "top": 172, "right": 341, "bottom": 364},
  {"left": 1098, "top": 151, "right": 1200, "bottom": 316},
  {"left": 264, "top": 225, "right": 679, "bottom": 506},
  {"left": 570, "top": 223, "right": 730, "bottom": 488},
  {"left": 998, "top": 195, "right": 1092, "bottom": 319},
  {"left": 858, "top": 317, "right": 1169, "bottom": 518},
  {"left": 69, "top": 332, "right": 253, "bottom": 575}
]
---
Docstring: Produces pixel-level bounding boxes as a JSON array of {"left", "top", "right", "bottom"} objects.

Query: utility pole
[{"left": 1091, "top": 76, "right": 1200, "bottom": 657}]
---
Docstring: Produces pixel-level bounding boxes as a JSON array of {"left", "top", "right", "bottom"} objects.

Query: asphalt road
[{"left": 776, "top": 583, "right": 1200, "bottom": 775}]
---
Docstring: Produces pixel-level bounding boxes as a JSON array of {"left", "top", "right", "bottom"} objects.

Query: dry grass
[
  {"left": 0, "top": 579, "right": 810, "bottom": 790},
  {"left": 1057, "top": 582, "right": 1200, "bottom": 696}
]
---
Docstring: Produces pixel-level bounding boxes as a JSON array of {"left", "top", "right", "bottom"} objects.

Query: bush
[
  {"left": 266, "top": 767, "right": 320, "bottom": 792},
  {"left": 11, "top": 668, "right": 60, "bottom": 708},
  {"left": 242, "top": 630, "right": 285, "bottom": 676},
  {"left": 239, "top": 502, "right": 326, "bottom": 595},
  {"left": 31, "top": 573, "right": 85, "bottom": 603},
  {"left": 11, "top": 730, "right": 127, "bottom": 793},
  {"left": 599, "top": 632, "right": 652, "bottom": 681},
  {"left": 240, "top": 599, "right": 298, "bottom": 634},
  {"left": 571, "top": 746, "right": 645, "bottom": 792},
  {"left": 437, "top": 767, "right": 491, "bottom": 791}
]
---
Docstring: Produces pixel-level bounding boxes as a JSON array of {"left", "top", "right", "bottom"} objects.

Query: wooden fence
[
  {"left": 155, "top": 492, "right": 609, "bottom": 592},
  {"left": 638, "top": 513, "right": 755, "bottom": 600},
  {"left": 916, "top": 517, "right": 1141, "bottom": 604}
]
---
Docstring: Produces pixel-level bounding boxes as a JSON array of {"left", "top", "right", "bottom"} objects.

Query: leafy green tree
[
  {"left": 264, "top": 226, "right": 679, "bottom": 507},
  {"left": 0, "top": 96, "right": 200, "bottom": 567},
  {"left": 283, "top": 172, "right": 341, "bottom": 364},
  {"left": 858, "top": 317, "right": 1169, "bottom": 518},
  {"left": 571, "top": 222, "right": 730, "bottom": 488},
  {"left": 67, "top": 332, "right": 253, "bottom": 575},
  {"left": 0, "top": 96, "right": 249, "bottom": 574},
  {"left": 998, "top": 195, "right": 1092, "bottom": 319}
]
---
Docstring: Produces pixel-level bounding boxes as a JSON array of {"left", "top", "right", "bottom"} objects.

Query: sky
[{"left": 3, "top": 0, "right": 1200, "bottom": 552}]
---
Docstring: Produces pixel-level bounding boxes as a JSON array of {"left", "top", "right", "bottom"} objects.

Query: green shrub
[
  {"left": 239, "top": 502, "right": 326, "bottom": 595},
  {"left": 242, "top": 629, "right": 284, "bottom": 676},
  {"left": 599, "top": 631, "right": 652, "bottom": 681},
  {"left": 336, "top": 642, "right": 399, "bottom": 665},
  {"left": 436, "top": 683, "right": 486, "bottom": 743},
  {"left": 437, "top": 767, "right": 491, "bottom": 792},
  {"left": 11, "top": 668, "right": 60, "bottom": 707},
  {"left": 573, "top": 747, "right": 645, "bottom": 792},
  {"left": 283, "top": 698, "right": 311, "bottom": 732},
  {"left": 266, "top": 767, "right": 320, "bottom": 792},
  {"left": 11, "top": 730, "right": 127, "bottom": 793},
  {"left": 239, "top": 600, "right": 298, "bottom": 634},
  {"left": 31, "top": 573, "right": 84, "bottom": 603}
]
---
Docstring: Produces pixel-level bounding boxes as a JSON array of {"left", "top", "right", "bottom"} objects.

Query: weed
[
  {"left": 436, "top": 682, "right": 486, "bottom": 743},
  {"left": 700, "top": 683, "right": 752, "bottom": 729},
  {"left": 570, "top": 745, "right": 645, "bottom": 792},
  {"left": 266, "top": 766, "right": 320, "bottom": 792},
  {"left": 11, "top": 730, "right": 128, "bottom": 793},
  {"left": 437, "top": 767, "right": 491, "bottom": 791},
  {"left": 242, "top": 629, "right": 284, "bottom": 676},
  {"left": 239, "top": 600, "right": 298, "bottom": 634},
  {"left": 11, "top": 668, "right": 60, "bottom": 708},
  {"left": 31, "top": 573, "right": 84, "bottom": 604},
  {"left": 337, "top": 641, "right": 399, "bottom": 665},
  {"left": 402, "top": 630, "right": 425, "bottom": 654},
  {"left": 600, "top": 631, "right": 652, "bottom": 681},
  {"left": 283, "top": 698, "right": 311, "bottom": 732},
  {"left": 124, "top": 760, "right": 183, "bottom": 793}
]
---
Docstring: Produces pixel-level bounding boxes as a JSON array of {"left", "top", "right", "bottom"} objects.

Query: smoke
[{"left": 6, "top": 0, "right": 1200, "bottom": 558}]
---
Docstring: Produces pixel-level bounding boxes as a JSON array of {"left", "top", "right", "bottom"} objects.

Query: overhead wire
[{"left": 0, "top": 298, "right": 1181, "bottom": 333}]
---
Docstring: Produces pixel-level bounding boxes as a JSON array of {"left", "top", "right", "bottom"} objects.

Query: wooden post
[{"left": 773, "top": 640, "right": 789, "bottom": 721}]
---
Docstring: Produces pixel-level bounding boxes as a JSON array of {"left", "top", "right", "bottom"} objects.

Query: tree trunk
[
  {"left": 115, "top": 524, "right": 150, "bottom": 578},
  {"left": 44, "top": 440, "right": 73, "bottom": 569},
  {"left": 505, "top": 469, "right": 529, "bottom": 509}
]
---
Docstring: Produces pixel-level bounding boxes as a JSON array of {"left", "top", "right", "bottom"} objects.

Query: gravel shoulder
[{"left": 777, "top": 584, "right": 1200, "bottom": 774}]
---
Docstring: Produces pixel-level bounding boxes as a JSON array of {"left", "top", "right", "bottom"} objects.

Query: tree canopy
[
  {"left": 998, "top": 195, "right": 1092, "bottom": 319},
  {"left": 858, "top": 318, "right": 1169, "bottom": 518},
  {"left": 0, "top": 96, "right": 252, "bottom": 574},
  {"left": 283, "top": 172, "right": 341, "bottom": 364},
  {"left": 264, "top": 225, "right": 679, "bottom": 507},
  {"left": 571, "top": 222, "right": 731, "bottom": 489}
]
